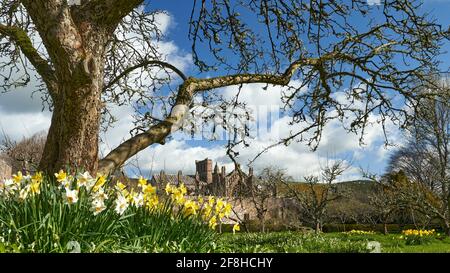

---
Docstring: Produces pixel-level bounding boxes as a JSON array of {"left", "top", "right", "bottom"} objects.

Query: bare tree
[
  {"left": 248, "top": 166, "right": 286, "bottom": 232},
  {"left": 1, "top": 131, "right": 46, "bottom": 174},
  {"left": 368, "top": 182, "right": 398, "bottom": 234},
  {"left": 388, "top": 77, "right": 450, "bottom": 235},
  {"left": 283, "top": 160, "right": 348, "bottom": 233},
  {"left": 0, "top": 1, "right": 446, "bottom": 175}
]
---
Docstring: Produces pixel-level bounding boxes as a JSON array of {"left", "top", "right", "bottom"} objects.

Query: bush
[{"left": 0, "top": 170, "right": 238, "bottom": 253}]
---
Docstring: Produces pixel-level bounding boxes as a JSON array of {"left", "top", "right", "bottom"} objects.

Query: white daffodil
[
  {"left": 65, "top": 188, "right": 79, "bottom": 205},
  {"left": 114, "top": 194, "right": 129, "bottom": 215},
  {"left": 91, "top": 199, "right": 107, "bottom": 216},
  {"left": 19, "top": 185, "right": 31, "bottom": 201},
  {"left": 77, "top": 171, "right": 94, "bottom": 189},
  {"left": 132, "top": 192, "right": 144, "bottom": 208},
  {"left": 4, "top": 179, "right": 17, "bottom": 193},
  {"left": 92, "top": 187, "right": 108, "bottom": 201}
]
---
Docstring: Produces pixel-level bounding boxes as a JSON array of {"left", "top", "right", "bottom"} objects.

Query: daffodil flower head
[
  {"left": 138, "top": 176, "right": 148, "bottom": 188},
  {"left": 93, "top": 174, "right": 107, "bottom": 192},
  {"left": 77, "top": 171, "right": 94, "bottom": 188},
  {"left": 65, "top": 188, "right": 79, "bottom": 205},
  {"left": 114, "top": 194, "right": 129, "bottom": 215},
  {"left": 31, "top": 172, "right": 43, "bottom": 184},
  {"left": 232, "top": 223, "right": 240, "bottom": 234},
  {"left": 208, "top": 216, "right": 218, "bottom": 230},
  {"left": 54, "top": 170, "right": 67, "bottom": 183},
  {"left": 91, "top": 199, "right": 106, "bottom": 216},
  {"left": 13, "top": 171, "right": 24, "bottom": 185}
]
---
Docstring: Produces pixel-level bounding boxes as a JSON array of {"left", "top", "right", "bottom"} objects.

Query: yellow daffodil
[
  {"left": 143, "top": 184, "right": 156, "bottom": 195},
  {"left": 184, "top": 200, "right": 199, "bottom": 216},
  {"left": 224, "top": 203, "right": 232, "bottom": 217},
  {"left": 208, "top": 196, "right": 215, "bottom": 206},
  {"left": 165, "top": 183, "right": 173, "bottom": 195},
  {"left": 31, "top": 172, "right": 43, "bottom": 184},
  {"left": 138, "top": 176, "right": 148, "bottom": 187},
  {"left": 146, "top": 195, "right": 159, "bottom": 210},
  {"left": 233, "top": 223, "right": 240, "bottom": 234},
  {"left": 30, "top": 180, "right": 41, "bottom": 195},
  {"left": 179, "top": 184, "right": 187, "bottom": 195},
  {"left": 54, "top": 170, "right": 67, "bottom": 183},
  {"left": 208, "top": 216, "right": 217, "bottom": 230},
  {"left": 13, "top": 171, "right": 24, "bottom": 184},
  {"left": 93, "top": 174, "right": 107, "bottom": 192}
]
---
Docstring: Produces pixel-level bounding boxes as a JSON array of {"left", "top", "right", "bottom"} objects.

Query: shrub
[{"left": 0, "top": 170, "right": 239, "bottom": 253}]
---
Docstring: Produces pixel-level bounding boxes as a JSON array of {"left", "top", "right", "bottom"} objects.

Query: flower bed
[{"left": 0, "top": 170, "right": 239, "bottom": 253}]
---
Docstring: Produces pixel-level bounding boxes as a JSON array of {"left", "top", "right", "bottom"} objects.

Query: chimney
[
  {"left": 177, "top": 170, "right": 182, "bottom": 184},
  {"left": 249, "top": 167, "right": 254, "bottom": 176},
  {"left": 214, "top": 163, "right": 219, "bottom": 174}
]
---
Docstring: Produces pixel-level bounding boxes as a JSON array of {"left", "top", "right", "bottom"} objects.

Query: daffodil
[
  {"left": 165, "top": 183, "right": 173, "bottom": 195},
  {"left": 131, "top": 192, "right": 144, "bottom": 208},
  {"left": 54, "top": 170, "right": 67, "bottom": 183},
  {"left": 77, "top": 171, "right": 94, "bottom": 188},
  {"left": 114, "top": 194, "right": 129, "bottom": 215},
  {"left": 65, "top": 188, "right": 79, "bottom": 205},
  {"left": 19, "top": 185, "right": 30, "bottom": 201},
  {"left": 138, "top": 176, "right": 148, "bottom": 188},
  {"left": 91, "top": 199, "right": 107, "bottom": 216},
  {"left": 179, "top": 184, "right": 187, "bottom": 195},
  {"left": 92, "top": 187, "right": 108, "bottom": 202},
  {"left": 13, "top": 171, "right": 24, "bottom": 185},
  {"left": 208, "top": 216, "right": 217, "bottom": 230},
  {"left": 31, "top": 172, "right": 43, "bottom": 184},
  {"left": 30, "top": 180, "right": 41, "bottom": 195},
  {"left": 146, "top": 195, "right": 159, "bottom": 210},
  {"left": 224, "top": 203, "right": 232, "bottom": 217},
  {"left": 208, "top": 196, "right": 215, "bottom": 207},
  {"left": 184, "top": 200, "right": 199, "bottom": 216},
  {"left": 93, "top": 174, "right": 107, "bottom": 192},
  {"left": 232, "top": 223, "right": 240, "bottom": 234}
]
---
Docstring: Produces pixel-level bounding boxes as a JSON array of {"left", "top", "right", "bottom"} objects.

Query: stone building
[
  {"left": 151, "top": 158, "right": 255, "bottom": 197},
  {"left": 0, "top": 158, "right": 12, "bottom": 180}
]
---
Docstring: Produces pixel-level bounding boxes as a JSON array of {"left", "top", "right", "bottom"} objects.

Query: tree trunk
[
  {"left": 39, "top": 84, "right": 101, "bottom": 175},
  {"left": 39, "top": 33, "right": 106, "bottom": 175},
  {"left": 315, "top": 221, "right": 321, "bottom": 234},
  {"left": 383, "top": 222, "right": 388, "bottom": 235}
]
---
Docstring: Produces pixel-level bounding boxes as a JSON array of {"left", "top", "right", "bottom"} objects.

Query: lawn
[{"left": 215, "top": 231, "right": 450, "bottom": 253}]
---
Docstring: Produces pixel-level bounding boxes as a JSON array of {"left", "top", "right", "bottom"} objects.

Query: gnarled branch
[{"left": 0, "top": 23, "right": 57, "bottom": 92}]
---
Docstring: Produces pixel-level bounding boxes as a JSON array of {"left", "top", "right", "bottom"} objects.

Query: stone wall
[
  {"left": 224, "top": 197, "right": 301, "bottom": 228},
  {"left": 0, "top": 158, "right": 12, "bottom": 180}
]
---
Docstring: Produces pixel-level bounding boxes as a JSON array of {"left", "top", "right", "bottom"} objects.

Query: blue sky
[
  {"left": 0, "top": 1, "right": 449, "bottom": 181},
  {"left": 133, "top": 0, "right": 450, "bottom": 180}
]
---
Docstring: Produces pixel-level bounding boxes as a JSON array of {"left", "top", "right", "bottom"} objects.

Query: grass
[{"left": 215, "top": 231, "right": 450, "bottom": 253}]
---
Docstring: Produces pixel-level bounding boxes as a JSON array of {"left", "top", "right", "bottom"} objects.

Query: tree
[
  {"left": 0, "top": 1, "right": 446, "bottom": 175},
  {"left": 1, "top": 131, "right": 46, "bottom": 174},
  {"left": 248, "top": 166, "right": 286, "bottom": 232},
  {"left": 368, "top": 182, "right": 398, "bottom": 234},
  {"left": 283, "top": 160, "right": 348, "bottom": 233},
  {"left": 388, "top": 79, "right": 450, "bottom": 235}
]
